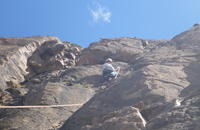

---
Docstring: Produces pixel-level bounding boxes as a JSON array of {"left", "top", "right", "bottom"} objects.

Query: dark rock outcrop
[{"left": 27, "top": 40, "right": 81, "bottom": 78}]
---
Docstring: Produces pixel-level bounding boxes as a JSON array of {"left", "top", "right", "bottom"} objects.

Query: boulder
[{"left": 27, "top": 40, "right": 82, "bottom": 78}]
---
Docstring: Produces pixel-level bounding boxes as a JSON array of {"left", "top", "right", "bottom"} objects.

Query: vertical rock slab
[{"left": 0, "top": 36, "right": 60, "bottom": 89}]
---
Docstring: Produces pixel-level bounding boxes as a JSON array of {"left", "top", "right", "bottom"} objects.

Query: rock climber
[{"left": 102, "top": 58, "right": 120, "bottom": 80}]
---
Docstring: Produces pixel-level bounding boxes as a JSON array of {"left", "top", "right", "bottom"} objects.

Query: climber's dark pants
[{"left": 102, "top": 69, "right": 117, "bottom": 80}]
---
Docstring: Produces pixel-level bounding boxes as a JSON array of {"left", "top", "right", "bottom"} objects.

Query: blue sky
[{"left": 0, "top": 0, "right": 200, "bottom": 47}]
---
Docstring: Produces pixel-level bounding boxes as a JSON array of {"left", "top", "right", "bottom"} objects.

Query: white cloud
[{"left": 90, "top": 3, "right": 111, "bottom": 23}]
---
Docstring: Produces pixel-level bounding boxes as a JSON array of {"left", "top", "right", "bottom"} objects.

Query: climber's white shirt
[{"left": 102, "top": 63, "right": 115, "bottom": 71}]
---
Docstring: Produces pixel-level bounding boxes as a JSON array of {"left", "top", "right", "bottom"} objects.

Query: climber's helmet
[{"left": 105, "top": 58, "right": 113, "bottom": 63}]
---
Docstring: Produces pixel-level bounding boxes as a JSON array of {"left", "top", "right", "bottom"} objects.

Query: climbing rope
[{"left": 0, "top": 104, "right": 83, "bottom": 109}]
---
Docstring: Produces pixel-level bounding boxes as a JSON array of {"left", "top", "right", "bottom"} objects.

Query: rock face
[
  {"left": 27, "top": 40, "right": 81, "bottom": 78},
  {"left": 1, "top": 25, "right": 200, "bottom": 130},
  {"left": 61, "top": 25, "right": 200, "bottom": 130},
  {"left": 78, "top": 37, "right": 167, "bottom": 65},
  {"left": 146, "top": 25, "right": 200, "bottom": 130},
  {"left": 0, "top": 66, "right": 97, "bottom": 130},
  {"left": 0, "top": 36, "right": 59, "bottom": 89},
  {"left": 0, "top": 37, "right": 81, "bottom": 90},
  {"left": 0, "top": 36, "right": 84, "bottom": 129}
]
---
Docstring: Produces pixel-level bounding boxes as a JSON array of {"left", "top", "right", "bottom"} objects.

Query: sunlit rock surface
[{"left": 1, "top": 25, "right": 200, "bottom": 130}]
